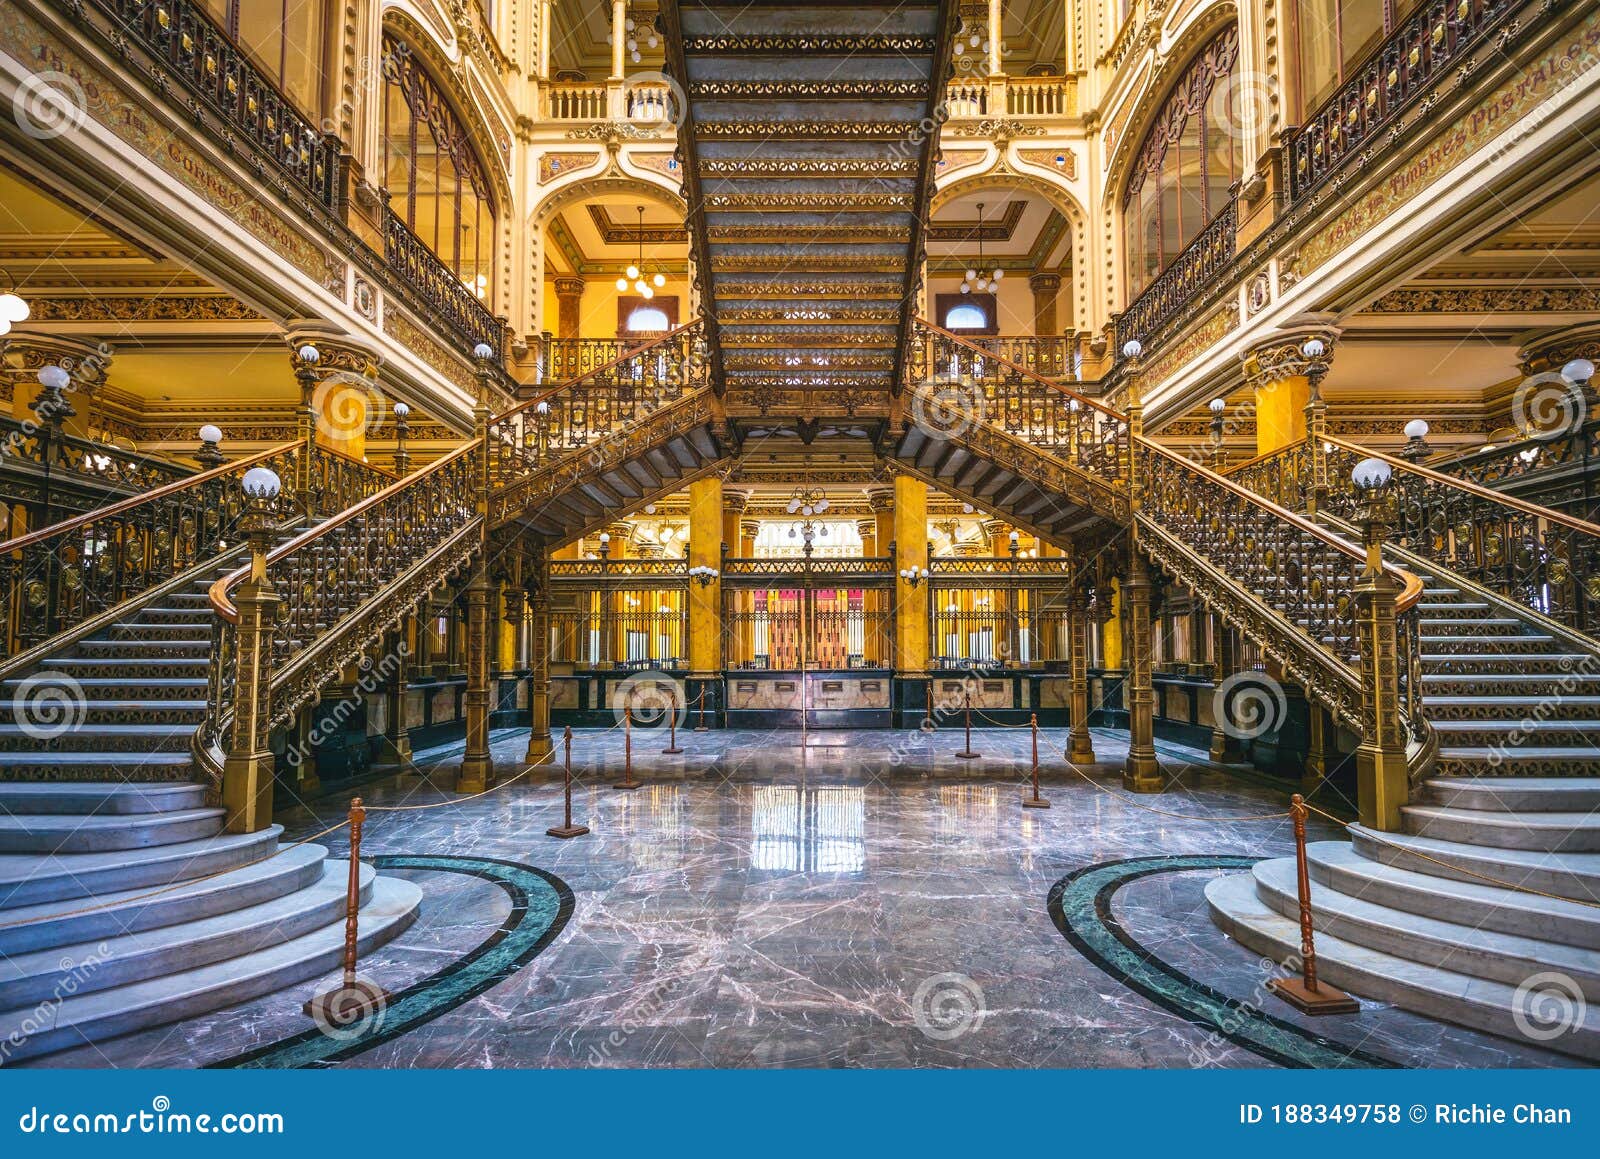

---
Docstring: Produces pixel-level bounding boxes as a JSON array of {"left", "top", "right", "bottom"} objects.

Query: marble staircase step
[
  {"left": 0, "top": 677, "right": 208, "bottom": 700},
  {"left": 0, "top": 861, "right": 372, "bottom": 1010},
  {"left": 1404, "top": 800, "right": 1600, "bottom": 851},
  {"left": 0, "top": 781, "right": 206, "bottom": 816},
  {"left": 1349, "top": 824, "right": 1600, "bottom": 903},
  {"left": 1436, "top": 747, "right": 1600, "bottom": 778},
  {"left": 108, "top": 624, "right": 210, "bottom": 641},
  {"left": 1422, "top": 777, "right": 1600, "bottom": 812},
  {"left": 1305, "top": 840, "right": 1600, "bottom": 949},
  {"left": 1249, "top": 855, "right": 1600, "bottom": 1000},
  {"left": 34, "top": 658, "right": 210, "bottom": 681},
  {"left": 0, "top": 843, "right": 328, "bottom": 955},
  {"left": 0, "top": 723, "right": 194, "bottom": 754},
  {"left": 0, "top": 872, "right": 420, "bottom": 1063},
  {"left": 72, "top": 639, "right": 209, "bottom": 659},
  {"left": 0, "top": 825, "right": 284, "bottom": 910},
  {"left": 1422, "top": 654, "right": 1590, "bottom": 676},
  {"left": 1427, "top": 720, "right": 1600, "bottom": 747},
  {"left": 1423, "top": 694, "right": 1600, "bottom": 721},
  {"left": 1205, "top": 872, "right": 1600, "bottom": 1060},
  {"left": 0, "top": 752, "right": 193, "bottom": 780},
  {"left": 0, "top": 807, "right": 222, "bottom": 854},
  {"left": 1418, "top": 634, "right": 1560, "bottom": 655}
]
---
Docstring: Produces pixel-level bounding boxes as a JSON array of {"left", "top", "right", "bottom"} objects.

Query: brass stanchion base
[
  {"left": 612, "top": 778, "right": 643, "bottom": 791},
  {"left": 1022, "top": 796, "right": 1051, "bottom": 809},
  {"left": 956, "top": 750, "right": 981, "bottom": 760},
  {"left": 546, "top": 823, "right": 590, "bottom": 839},
  {"left": 1267, "top": 976, "right": 1359, "bottom": 1015},
  {"left": 662, "top": 745, "right": 684, "bottom": 755},
  {"left": 693, "top": 726, "right": 709, "bottom": 733},
  {"left": 304, "top": 977, "right": 388, "bottom": 1023}
]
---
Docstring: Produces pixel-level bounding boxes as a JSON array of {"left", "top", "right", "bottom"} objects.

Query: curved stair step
[
  {"left": 1306, "top": 840, "right": 1600, "bottom": 950},
  {"left": 1350, "top": 824, "right": 1600, "bottom": 904},
  {"left": 0, "top": 843, "right": 328, "bottom": 955},
  {"left": 0, "top": 753, "right": 193, "bottom": 780},
  {"left": 0, "top": 782, "right": 207, "bottom": 816},
  {"left": 1205, "top": 873, "right": 1600, "bottom": 1061},
  {"left": 0, "top": 724, "right": 193, "bottom": 754},
  {"left": 1422, "top": 777, "right": 1600, "bottom": 812},
  {"left": 1436, "top": 748, "right": 1600, "bottom": 778},
  {"left": 0, "top": 807, "right": 223, "bottom": 854},
  {"left": 0, "top": 860, "right": 374, "bottom": 1010},
  {"left": 0, "top": 874, "right": 420, "bottom": 1064},
  {"left": 1251, "top": 856, "right": 1600, "bottom": 1000},
  {"left": 1404, "top": 802, "right": 1600, "bottom": 851}
]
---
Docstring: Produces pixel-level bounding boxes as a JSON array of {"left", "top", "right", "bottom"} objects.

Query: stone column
[
  {"left": 539, "top": 0, "right": 555, "bottom": 78},
  {"left": 1121, "top": 552, "right": 1161, "bottom": 793},
  {"left": 1240, "top": 327, "right": 1337, "bottom": 458},
  {"left": 457, "top": 571, "right": 496, "bottom": 792},
  {"left": 687, "top": 475, "right": 723, "bottom": 721},
  {"left": 554, "top": 276, "right": 585, "bottom": 339},
  {"left": 611, "top": 0, "right": 627, "bottom": 79},
  {"left": 1208, "top": 615, "right": 1240, "bottom": 764},
  {"left": 893, "top": 475, "right": 929, "bottom": 672},
  {"left": 1028, "top": 272, "right": 1060, "bottom": 337},
  {"left": 526, "top": 552, "right": 553, "bottom": 765},
  {"left": 857, "top": 519, "right": 877, "bottom": 558},
  {"left": 384, "top": 616, "right": 416, "bottom": 768},
  {"left": 987, "top": 0, "right": 1003, "bottom": 75}
]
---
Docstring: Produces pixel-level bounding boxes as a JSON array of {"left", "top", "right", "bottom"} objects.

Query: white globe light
[
  {"left": 815, "top": 498, "right": 829, "bottom": 512},
  {"left": 392, "top": 402, "right": 410, "bottom": 418},
  {"left": 652, "top": 273, "right": 665, "bottom": 288},
  {"left": 0, "top": 293, "right": 28, "bottom": 323},
  {"left": 241, "top": 466, "right": 282, "bottom": 499},
  {"left": 1352, "top": 457, "right": 1393, "bottom": 489},
  {"left": 297, "top": 344, "right": 320, "bottom": 363},
  {"left": 1563, "top": 358, "right": 1595, "bottom": 384},
  {"left": 626, "top": 264, "right": 640, "bottom": 280},
  {"left": 1122, "top": 340, "right": 1142, "bottom": 359},
  {"left": 616, "top": 276, "right": 629, "bottom": 291},
  {"left": 965, "top": 268, "right": 977, "bottom": 281},
  {"left": 1301, "top": 337, "right": 1326, "bottom": 360},
  {"left": 647, "top": 34, "right": 658, "bottom": 47},
  {"left": 198, "top": 424, "right": 223, "bottom": 444},
  {"left": 1209, "top": 398, "right": 1226, "bottom": 414},
  {"left": 992, "top": 269, "right": 1004, "bottom": 281},
  {"left": 37, "top": 365, "right": 71, "bottom": 391},
  {"left": 631, "top": 50, "right": 641, "bottom": 63},
  {"left": 641, "top": 285, "right": 654, "bottom": 299},
  {"left": 1403, "top": 419, "right": 1430, "bottom": 440},
  {"left": 535, "top": 400, "right": 550, "bottom": 415},
  {"left": 635, "top": 279, "right": 647, "bottom": 294},
  {"left": 960, "top": 282, "right": 971, "bottom": 294},
  {"left": 787, "top": 499, "right": 800, "bottom": 513},
  {"left": 473, "top": 342, "right": 494, "bottom": 360},
  {"left": 599, "top": 532, "right": 610, "bottom": 543},
  {"left": 801, "top": 505, "right": 814, "bottom": 517}
]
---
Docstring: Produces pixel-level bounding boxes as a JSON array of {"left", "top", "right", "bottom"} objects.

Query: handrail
[
  {"left": 497, "top": 321, "right": 703, "bottom": 425},
  {"left": 0, "top": 441, "right": 299, "bottom": 556},
  {"left": 1324, "top": 434, "right": 1600, "bottom": 539},
  {"left": 914, "top": 319, "right": 1120, "bottom": 420},
  {"left": 210, "top": 441, "right": 474, "bottom": 623},
  {"left": 1140, "top": 436, "right": 1424, "bottom": 612}
]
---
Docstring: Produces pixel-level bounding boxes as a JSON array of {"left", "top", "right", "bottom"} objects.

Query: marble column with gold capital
[
  {"left": 687, "top": 475, "right": 724, "bottom": 683},
  {"left": 553, "top": 276, "right": 585, "bottom": 340},
  {"left": 1240, "top": 326, "right": 1339, "bottom": 458},
  {"left": 892, "top": 476, "right": 928, "bottom": 672}
]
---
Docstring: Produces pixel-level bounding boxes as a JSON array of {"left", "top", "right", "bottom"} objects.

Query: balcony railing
[
  {"left": 1287, "top": 0, "right": 1519, "bottom": 203},
  {"left": 1115, "top": 198, "right": 1236, "bottom": 359},
  {"left": 93, "top": 0, "right": 339, "bottom": 210},
  {"left": 943, "top": 75, "right": 1076, "bottom": 119},
  {"left": 546, "top": 82, "right": 609, "bottom": 120},
  {"left": 382, "top": 209, "right": 503, "bottom": 359},
  {"left": 543, "top": 80, "right": 679, "bottom": 123}
]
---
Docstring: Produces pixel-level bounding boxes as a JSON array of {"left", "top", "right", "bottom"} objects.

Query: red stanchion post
[
  {"left": 694, "top": 686, "right": 709, "bottom": 732},
  {"left": 1267, "top": 793, "right": 1356, "bottom": 1014},
  {"left": 614, "top": 704, "right": 642, "bottom": 790},
  {"left": 1023, "top": 713, "right": 1049, "bottom": 809},
  {"left": 663, "top": 699, "right": 684, "bottom": 755},
  {"left": 956, "top": 689, "right": 980, "bottom": 759},
  {"left": 925, "top": 677, "right": 935, "bottom": 730},
  {"left": 547, "top": 726, "right": 589, "bottom": 838},
  {"left": 305, "top": 798, "right": 387, "bottom": 1022}
]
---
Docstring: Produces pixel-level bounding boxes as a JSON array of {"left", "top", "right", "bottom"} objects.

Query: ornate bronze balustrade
[
  {"left": 1223, "top": 441, "right": 1316, "bottom": 513},
  {"left": 549, "top": 558, "right": 689, "bottom": 583},
  {"left": 541, "top": 338, "right": 648, "bottom": 387},
  {"left": 1115, "top": 199, "right": 1236, "bottom": 360},
  {"left": 721, "top": 556, "right": 895, "bottom": 585},
  {"left": 1287, "top": 0, "right": 1519, "bottom": 203},
  {"left": 383, "top": 209, "right": 504, "bottom": 359},
  {"left": 0, "top": 415, "right": 192, "bottom": 522},
  {"left": 928, "top": 556, "right": 1076, "bottom": 581},
  {"left": 93, "top": 0, "right": 339, "bottom": 209},
  {"left": 1320, "top": 436, "right": 1600, "bottom": 637},
  {"left": 0, "top": 441, "right": 301, "bottom": 665},
  {"left": 1434, "top": 419, "right": 1600, "bottom": 522}
]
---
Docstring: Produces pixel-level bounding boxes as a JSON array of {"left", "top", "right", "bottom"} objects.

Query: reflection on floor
[{"left": 25, "top": 728, "right": 1578, "bottom": 1068}]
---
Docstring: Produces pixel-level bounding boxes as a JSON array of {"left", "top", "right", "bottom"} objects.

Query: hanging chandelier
[
  {"left": 784, "top": 485, "right": 832, "bottom": 551},
  {"left": 960, "top": 202, "right": 1004, "bottom": 295},
  {"left": 0, "top": 275, "right": 30, "bottom": 337},
  {"left": 616, "top": 205, "right": 667, "bottom": 299}
]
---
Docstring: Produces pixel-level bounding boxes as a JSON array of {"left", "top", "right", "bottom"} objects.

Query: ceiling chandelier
[
  {"left": 0, "top": 276, "right": 30, "bottom": 337},
  {"left": 960, "top": 202, "right": 1003, "bottom": 295},
  {"left": 784, "top": 485, "right": 832, "bottom": 551},
  {"left": 616, "top": 205, "right": 667, "bottom": 299}
]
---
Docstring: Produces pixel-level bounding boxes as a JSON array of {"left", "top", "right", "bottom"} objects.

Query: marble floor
[{"left": 27, "top": 726, "right": 1577, "bottom": 1069}]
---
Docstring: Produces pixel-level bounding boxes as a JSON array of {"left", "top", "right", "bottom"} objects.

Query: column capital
[
  {"left": 552, "top": 276, "right": 586, "bottom": 299},
  {"left": 866, "top": 485, "right": 895, "bottom": 513},
  {"left": 1240, "top": 324, "right": 1340, "bottom": 389},
  {"left": 1518, "top": 322, "right": 1600, "bottom": 379},
  {"left": 2, "top": 333, "right": 114, "bottom": 395},
  {"left": 1027, "top": 272, "right": 1062, "bottom": 294},
  {"left": 724, "top": 488, "right": 750, "bottom": 515},
  {"left": 283, "top": 329, "right": 382, "bottom": 379}
]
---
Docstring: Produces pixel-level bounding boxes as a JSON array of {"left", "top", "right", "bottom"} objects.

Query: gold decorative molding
[
  {"left": 1016, "top": 148, "right": 1078, "bottom": 180},
  {"left": 539, "top": 151, "right": 602, "bottom": 184}
]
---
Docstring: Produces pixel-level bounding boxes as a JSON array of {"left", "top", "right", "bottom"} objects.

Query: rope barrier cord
[
  {"left": 0, "top": 722, "right": 624, "bottom": 931},
  {"left": 1299, "top": 800, "right": 1600, "bottom": 911},
  {"left": 968, "top": 708, "right": 1035, "bottom": 729},
  {"left": 1051, "top": 737, "right": 1292, "bottom": 823}
]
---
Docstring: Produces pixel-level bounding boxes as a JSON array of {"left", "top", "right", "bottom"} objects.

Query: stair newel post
[
  {"left": 291, "top": 344, "right": 320, "bottom": 518},
  {"left": 1023, "top": 713, "right": 1049, "bottom": 808},
  {"left": 221, "top": 467, "right": 283, "bottom": 834},
  {"left": 1302, "top": 338, "right": 1331, "bottom": 517},
  {"left": 1351, "top": 458, "right": 1411, "bottom": 833},
  {"left": 458, "top": 343, "right": 499, "bottom": 794},
  {"left": 341, "top": 798, "right": 365, "bottom": 990},
  {"left": 1119, "top": 341, "right": 1161, "bottom": 793},
  {"left": 1267, "top": 794, "right": 1358, "bottom": 1014}
]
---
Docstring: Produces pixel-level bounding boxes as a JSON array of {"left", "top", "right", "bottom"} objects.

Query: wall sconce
[
  {"left": 688, "top": 565, "right": 719, "bottom": 587},
  {"left": 899, "top": 566, "right": 930, "bottom": 587}
]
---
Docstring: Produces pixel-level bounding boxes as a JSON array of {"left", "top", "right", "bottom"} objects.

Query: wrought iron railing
[
  {"left": 932, "top": 608, "right": 1068, "bottom": 666},
  {"left": 907, "top": 322, "right": 1128, "bottom": 484},
  {"left": 541, "top": 338, "right": 650, "bottom": 386},
  {"left": 1287, "top": 0, "right": 1520, "bottom": 203},
  {"left": 549, "top": 558, "right": 689, "bottom": 582},
  {"left": 1319, "top": 435, "right": 1600, "bottom": 637},
  {"left": 1433, "top": 419, "right": 1600, "bottom": 521},
  {"left": 0, "top": 441, "right": 302, "bottom": 667},
  {"left": 383, "top": 209, "right": 504, "bottom": 359},
  {"left": 723, "top": 609, "right": 891, "bottom": 671},
  {"left": 928, "top": 556, "right": 1076, "bottom": 580},
  {"left": 550, "top": 608, "right": 685, "bottom": 669},
  {"left": 1115, "top": 199, "right": 1236, "bottom": 359},
  {"left": 721, "top": 556, "right": 895, "bottom": 583},
  {"left": 0, "top": 415, "right": 193, "bottom": 523},
  {"left": 1223, "top": 440, "right": 1317, "bottom": 513},
  {"left": 92, "top": 0, "right": 339, "bottom": 209}
]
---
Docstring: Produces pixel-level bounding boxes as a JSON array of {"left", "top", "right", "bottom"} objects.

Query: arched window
[
  {"left": 200, "top": 0, "right": 324, "bottom": 114},
  {"left": 625, "top": 305, "right": 670, "bottom": 334},
  {"left": 944, "top": 303, "right": 989, "bottom": 331},
  {"left": 1121, "top": 26, "right": 1241, "bottom": 298},
  {"left": 381, "top": 35, "right": 497, "bottom": 306},
  {"left": 1294, "top": 0, "right": 1425, "bottom": 114}
]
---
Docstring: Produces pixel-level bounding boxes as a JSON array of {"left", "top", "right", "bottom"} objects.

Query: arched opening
[
  {"left": 1120, "top": 25, "right": 1241, "bottom": 299},
  {"left": 381, "top": 33, "right": 498, "bottom": 306},
  {"left": 943, "top": 302, "right": 991, "bottom": 331},
  {"left": 623, "top": 304, "right": 671, "bottom": 335},
  {"left": 538, "top": 190, "right": 688, "bottom": 344}
]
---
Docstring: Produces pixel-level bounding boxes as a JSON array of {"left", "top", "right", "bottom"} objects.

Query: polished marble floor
[{"left": 29, "top": 727, "right": 1574, "bottom": 1068}]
